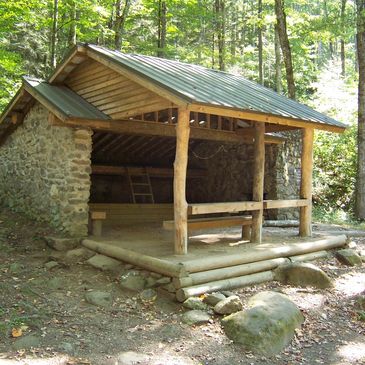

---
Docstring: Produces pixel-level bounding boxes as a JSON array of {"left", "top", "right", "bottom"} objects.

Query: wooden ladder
[{"left": 127, "top": 167, "right": 155, "bottom": 204}]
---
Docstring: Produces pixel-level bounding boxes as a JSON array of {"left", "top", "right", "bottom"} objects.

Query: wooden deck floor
[{"left": 88, "top": 223, "right": 329, "bottom": 263}]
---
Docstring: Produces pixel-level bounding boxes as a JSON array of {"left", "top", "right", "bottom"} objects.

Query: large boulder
[
  {"left": 336, "top": 249, "right": 362, "bottom": 266},
  {"left": 203, "top": 292, "right": 226, "bottom": 306},
  {"left": 274, "top": 262, "right": 333, "bottom": 289},
  {"left": 221, "top": 291, "right": 304, "bottom": 355}
]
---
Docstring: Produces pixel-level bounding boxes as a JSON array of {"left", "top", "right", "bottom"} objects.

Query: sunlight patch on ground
[
  {"left": 0, "top": 355, "right": 69, "bottom": 364},
  {"left": 334, "top": 272, "right": 365, "bottom": 297},
  {"left": 337, "top": 342, "right": 365, "bottom": 363}
]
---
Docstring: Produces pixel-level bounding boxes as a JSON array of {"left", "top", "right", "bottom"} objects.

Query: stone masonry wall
[
  {"left": 266, "top": 131, "right": 302, "bottom": 220},
  {"left": 0, "top": 103, "right": 92, "bottom": 237}
]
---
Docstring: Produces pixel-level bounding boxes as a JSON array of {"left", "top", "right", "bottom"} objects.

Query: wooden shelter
[{"left": 0, "top": 43, "right": 346, "bottom": 258}]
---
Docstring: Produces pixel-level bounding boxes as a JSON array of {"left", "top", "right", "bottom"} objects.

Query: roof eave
[{"left": 188, "top": 103, "right": 347, "bottom": 133}]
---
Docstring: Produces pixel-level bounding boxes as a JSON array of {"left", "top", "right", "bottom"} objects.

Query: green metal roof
[
  {"left": 87, "top": 44, "right": 346, "bottom": 130},
  {"left": 24, "top": 77, "right": 109, "bottom": 120}
]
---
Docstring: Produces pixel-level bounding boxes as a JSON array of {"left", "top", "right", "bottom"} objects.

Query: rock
[
  {"left": 214, "top": 295, "right": 243, "bottom": 315},
  {"left": 203, "top": 292, "right": 226, "bottom": 306},
  {"left": 156, "top": 277, "right": 171, "bottom": 285},
  {"left": 86, "top": 254, "right": 122, "bottom": 271},
  {"left": 144, "top": 277, "right": 157, "bottom": 288},
  {"left": 359, "top": 250, "right": 365, "bottom": 262},
  {"left": 183, "top": 297, "right": 209, "bottom": 311},
  {"left": 221, "top": 291, "right": 304, "bottom": 356},
  {"left": 124, "top": 264, "right": 134, "bottom": 270},
  {"left": 163, "top": 283, "right": 176, "bottom": 293},
  {"left": 181, "top": 310, "right": 211, "bottom": 325},
  {"left": 13, "top": 334, "right": 42, "bottom": 350},
  {"left": 274, "top": 262, "right": 333, "bottom": 289},
  {"left": 44, "top": 261, "right": 59, "bottom": 270},
  {"left": 115, "top": 351, "right": 150, "bottom": 365},
  {"left": 65, "top": 247, "right": 95, "bottom": 262},
  {"left": 336, "top": 249, "right": 362, "bottom": 266},
  {"left": 120, "top": 271, "right": 146, "bottom": 292},
  {"left": 85, "top": 291, "right": 112, "bottom": 308},
  {"left": 140, "top": 289, "right": 157, "bottom": 303},
  {"left": 44, "top": 236, "right": 80, "bottom": 251},
  {"left": 355, "top": 295, "right": 365, "bottom": 310}
]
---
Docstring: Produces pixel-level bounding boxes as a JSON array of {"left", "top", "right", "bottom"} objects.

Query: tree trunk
[
  {"left": 215, "top": 0, "right": 225, "bottom": 71},
  {"left": 355, "top": 0, "right": 365, "bottom": 219},
  {"left": 340, "top": 0, "right": 347, "bottom": 76},
  {"left": 258, "top": 0, "right": 263, "bottom": 85},
  {"left": 274, "top": 0, "right": 296, "bottom": 99},
  {"left": 157, "top": 0, "right": 167, "bottom": 57},
  {"left": 274, "top": 25, "right": 282, "bottom": 93},
  {"left": 68, "top": 0, "right": 77, "bottom": 47},
  {"left": 50, "top": 0, "right": 58, "bottom": 69},
  {"left": 115, "top": 0, "right": 131, "bottom": 50}
]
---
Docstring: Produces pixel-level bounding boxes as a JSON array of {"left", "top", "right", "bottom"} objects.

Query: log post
[
  {"left": 299, "top": 128, "right": 314, "bottom": 237},
  {"left": 173, "top": 109, "right": 190, "bottom": 254},
  {"left": 251, "top": 121, "right": 265, "bottom": 243}
]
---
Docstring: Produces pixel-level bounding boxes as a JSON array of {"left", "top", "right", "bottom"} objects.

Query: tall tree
[
  {"left": 215, "top": 0, "right": 225, "bottom": 71},
  {"left": 114, "top": 0, "right": 131, "bottom": 50},
  {"left": 340, "top": 0, "right": 347, "bottom": 76},
  {"left": 356, "top": 0, "right": 365, "bottom": 219},
  {"left": 258, "top": 0, "right": 263, "bottom": 84},
  {"left": 274, "top": 0, "right": 296, "bottom": 99},
  {"left": 157, "top": 0, "right": 167, "bottom": 57},
  {"left": 50, "top": 0, "right": 59, "bottom": 69},
  {"left": 274, "top": 24, "right": 282, "bottom": 93},
  {"left": 68, "top": 0, "right": 77, "bottom": 47}
]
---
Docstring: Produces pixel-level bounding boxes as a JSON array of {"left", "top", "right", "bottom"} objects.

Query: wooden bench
[
  {"left": 90, "top": 211, "right": 106, "bottom": 236},
  {"left": 163, "top": 215, "right": 252, "bottom": 240}
]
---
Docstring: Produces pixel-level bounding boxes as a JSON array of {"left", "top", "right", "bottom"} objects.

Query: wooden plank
[
  {"left": 70, "top": 71, "right": 122, "bottom": 92},
  {"left": 68, "top": 68, "right": 116, "bottom": 88},
  {"left": 90, "top": 211, "right": 106, "bottom": 220},
  {"left": 299, "top": 128, "right": 314, "bottom": 237},
  {"left": 91, "top": 165, "right": 206, "bottom": 178},
  {"left": 82, "top": 79, "right": 133, "bottom": 100},
  {"left": 49, "top": 45, "right": 87, "bottom": 83},
  {"left": 173, "top": 109, "right": 190, "bottom": 255},
  {"left": 74, "top": 75, "right": 127, "bottom": 95},
  {"left": 87, "top": 48, "right": 188, "bottom": 107},
  {"left": 188, "top": 201, "right": 262, "bottom": 215},
  {"left": 163, "top": 215, "right": 252, "bottom": 231},
  {"left": 264, "top": 199, "right": 309, "bottom": 209},
  {"left": 251, "top": 122, "right": 265, "bottom": 243},
  {"left": 109, "top": 101, "right": 173, "bottom": 119},
  {"left": 188, "top": 104, "right": 346, "bottom": 133}
]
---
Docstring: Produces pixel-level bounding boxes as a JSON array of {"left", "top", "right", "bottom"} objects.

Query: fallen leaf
[{"left": 11, "top": 327, "right": 22, "bottom": 337}]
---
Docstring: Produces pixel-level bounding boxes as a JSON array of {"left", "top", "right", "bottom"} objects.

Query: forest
[{"left": 0, "top": 0, "right": 364, "bottom": 222}]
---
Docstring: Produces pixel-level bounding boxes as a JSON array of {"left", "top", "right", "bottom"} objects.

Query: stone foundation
[{"left": 0, "top": 103, "right": 92, "bottom": 236}]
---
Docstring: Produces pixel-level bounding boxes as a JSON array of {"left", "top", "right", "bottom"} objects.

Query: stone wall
[
  {"left": 266, "top": 131, "right": 302, "bottom": 220},
  {"left": 0, "top": 103, "right": 92, "bottom": 237}
]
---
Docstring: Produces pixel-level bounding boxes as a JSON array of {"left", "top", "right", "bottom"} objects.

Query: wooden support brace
[
  {"left": 173, "top": 109, "right": 190, "bottom": 255},
  {"left": 251, "top": 122, "right": 265, "bottom": 243},
  {"left": 90, "top": 211, "right": 106, "bottom": 237},
  {"left": 299, "top": 128, "right": 314, "bottom": 237}
]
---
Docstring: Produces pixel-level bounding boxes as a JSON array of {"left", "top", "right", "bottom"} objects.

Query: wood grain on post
[
  {"left": 173, "top": 109, "right": 190, "bottom": 255},
  {"left": 299, "top": 128, "right": 314, "bottom": 237},
  {"left": 251, "top": 122, "right": 265, "bottom": 243}
]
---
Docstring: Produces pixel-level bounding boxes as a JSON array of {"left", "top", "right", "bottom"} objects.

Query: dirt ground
[{"left": 0, "top": 207, "right": 364, "bottom": 365}]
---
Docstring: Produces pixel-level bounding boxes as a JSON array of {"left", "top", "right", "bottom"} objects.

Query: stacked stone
[{"left": 0, "top": 103, "right": 92, "bottom": 237}]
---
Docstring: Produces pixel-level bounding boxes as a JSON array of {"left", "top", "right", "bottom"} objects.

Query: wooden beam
[
  {"left": 264, "top": 199, "right": 309, "bottom": 209},
  {"left": 188, "top": 201, "right": 262, "bottom": 215},
  {"left": 49, "top": 45, "right": 87, "bottom": 83},
  {"left": 173, "top": 109, "right": 190, "bottom": 255},
  {"left": 91, "top": 164, "right": 205, "bottom": 178},
  {"left": 251, "top": 122, "right": 265, "bottom": 243},
  {"left": 188, "top": 104, "right": 346, "bottom": 133},
  {"left": 64, "top": 117, "right": 281, "bottom": 144},
  {"left": 299, "top": 128, "right": 314, "bottom": 237}
]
